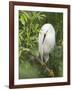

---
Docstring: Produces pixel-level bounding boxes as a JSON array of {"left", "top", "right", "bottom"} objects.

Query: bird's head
[{"left": 40, "top": 23, "right": 55, "bottom": 35}]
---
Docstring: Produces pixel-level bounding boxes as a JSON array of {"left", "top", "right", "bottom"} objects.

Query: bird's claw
[{"left": 48, "top": 69, "right": 54, "bottom": 77}]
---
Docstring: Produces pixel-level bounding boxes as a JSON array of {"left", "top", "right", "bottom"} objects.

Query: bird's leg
[
  {"left": 41, "top": 59, "right": 45, "bottom": 66},
  {"left": 39, "top": 52, "right": 44, "bottom": 65},
  {"left": 42, "top": 60, "right": 54, "bottom": 77},
  {"left": 39, "top": 53, "right": 54, "bottom": 77},
  {"left": 44, "top": 54, "right": 49, "bottom": 64},
  {"left": 39, "top": 53, "right": 45, "bottom": 66}
]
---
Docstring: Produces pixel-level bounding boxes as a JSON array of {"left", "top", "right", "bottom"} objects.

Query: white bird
[{"left": 38, "top": 23, "right": 55, "bottom": 64}]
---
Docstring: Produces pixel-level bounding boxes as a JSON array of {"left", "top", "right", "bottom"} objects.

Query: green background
[{"left": 19, "top": 11, "right": 63, "bottom": 79}]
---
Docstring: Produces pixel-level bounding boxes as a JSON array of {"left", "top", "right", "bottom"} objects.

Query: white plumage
[{"left": 38, "top": 23, "right": 55, "bottom": 64}]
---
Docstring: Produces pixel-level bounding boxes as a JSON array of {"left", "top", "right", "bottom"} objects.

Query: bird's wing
[
  {"left": 43, "top": 32, "right": 55, "bottom": 54},
  {"left": 38, "top": 32, "right": 44, "bottom": 55}
]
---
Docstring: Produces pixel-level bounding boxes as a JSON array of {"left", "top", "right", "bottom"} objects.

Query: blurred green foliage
[{"left": 19, "top": 10, "right": 63, "bottom": 79}]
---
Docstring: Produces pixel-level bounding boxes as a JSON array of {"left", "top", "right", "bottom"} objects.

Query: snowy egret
[{"left": 38, "top": 23, "right": 55, "bottom": 64}]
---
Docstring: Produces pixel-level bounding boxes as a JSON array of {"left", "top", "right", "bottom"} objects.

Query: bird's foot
[
  {"left": 48, "top": 69, "right": 54, "bottom": 77},
  {"left": 41, "top": 62, "right": 46, "bottom": 66}
]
